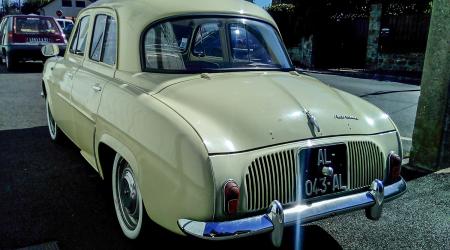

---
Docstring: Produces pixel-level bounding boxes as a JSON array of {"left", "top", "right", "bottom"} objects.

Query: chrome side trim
[
  {"left": 9, "top": 43, "right": 66, "bottom": 46},
  {"left": 178, "top": 178, "right": 406, "bottom": 246}
]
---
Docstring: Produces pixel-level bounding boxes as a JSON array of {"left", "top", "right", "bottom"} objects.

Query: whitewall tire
[
  {"left": 46, "top": 98, "right": 60, "bottom": 141},
  {"left": 5, "top": 54, "right": 16, "bottom": 71},
  {"left": 112, "top": 154, "right": 144, "bottom": 239}
]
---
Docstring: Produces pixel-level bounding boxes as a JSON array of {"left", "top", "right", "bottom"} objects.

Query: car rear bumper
[
  {"left": 5, "top": 44, "right": 66, "bottom": 61},
  {"left": 178, "top": 178, "right": 406, "bottom": 246}
]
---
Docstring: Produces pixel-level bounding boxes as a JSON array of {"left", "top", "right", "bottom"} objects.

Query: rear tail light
[
  {"left": 388, "top": 152, "right": 402, "bottom": 182},
  {"left": 8, "top": 32, "right": 26, "bottom": 43},
  {"left": 223, "top": 180, "right": 240, "bottom": 216},
  {"left": 7, "top": 32, "right": 13, "bottom": 43}
]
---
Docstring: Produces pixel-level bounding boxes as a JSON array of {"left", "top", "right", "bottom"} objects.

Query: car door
[
  {"left": 70, "top": 10, "right": 117, "bottom": 168},
  {"left": 50, "top": 13, "right": 91, "bottom": 141}
]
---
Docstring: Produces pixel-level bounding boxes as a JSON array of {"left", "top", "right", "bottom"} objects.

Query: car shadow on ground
[
  {"left": 0, "top": 126, "right": 342, "bottom": 250},
  {"left": 401, "top": 166, "right": 430, "bottom": 182},
  {"left": 0, "top": 62, "right": 44, "bottom": 74}
]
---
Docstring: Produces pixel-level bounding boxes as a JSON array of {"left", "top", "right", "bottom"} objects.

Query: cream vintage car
[{"left": 41, "top": 0, "right": 406, "bottom": 246}]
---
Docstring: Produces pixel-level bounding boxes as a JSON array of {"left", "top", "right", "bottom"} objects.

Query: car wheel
[
  {"left": 45, "top": 98, "right": 61, "bottom": 141},
  {"left": 5, "top": 54, "right": 16, "bottom": 71},
  {"left": 112, "top": 154, "right": 144, "bottom": 239}
]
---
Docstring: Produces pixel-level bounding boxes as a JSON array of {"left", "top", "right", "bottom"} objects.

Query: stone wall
[
  {"left": 366, "top": 3, "right": 426, "bottom": 73},
  {"left": 366, "top": 4, "right": 382, "bottom": 70},
  {"left": 286, "top": 3, "right": 426, "bottom": 73},
  {"left": 287, "top": 35, "right": 314, "bottom": 68},
  {"left": 377, "top": 52, "right": 425, "bottom": 72}
]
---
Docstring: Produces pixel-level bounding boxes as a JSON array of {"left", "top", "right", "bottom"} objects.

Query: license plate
[
  {"left": 299, "top": 144, "right": 347, "bottom": 199},
  {"left": 27, "top": 37, "right": 50, "bottom": 44}
]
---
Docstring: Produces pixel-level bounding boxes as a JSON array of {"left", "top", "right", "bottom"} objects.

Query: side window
[
  {"left": 3, "top": 18, "right": 11, "bottom": 44},
  {"left": 0, "top": 19, "right": 5, "bottom": 44},
  {"left": 62, "top": 0, "right": 72, "bottom": 7},
  {"left": 89, "top": 14, "right": 116, "bottom": 65},
  {"left": 192, "top": 23, "right": 223, "bottom": 58},
  {"left": 76, "top": 1, "right": 86, "bottom": 8},
  {"left": 90, "top": 15, "right": 107, "bottom": 61},
  {"left": 101, "top": 16, "right": 117, "bottom": 65},
  {"left": 69, "top": 16, "right": 90, "bottom": 55},
  {"left": 0, "top": 18, "right": 10, "bottom": 44},
  {"left": 0, "top": 19, "right": 4, "bottom": 33}
]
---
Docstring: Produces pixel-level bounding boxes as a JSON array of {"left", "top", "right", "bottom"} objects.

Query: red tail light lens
[
  {"left": 389, "top": 152, "right": 402, "bottom": 182},
  {"left": 223, "top": 180, "right": 240, "bottom": 216},
  {"left": 7, "top": 32, "right": 13, "bottom": 43},
  {"left": 8, "top": 32, "right": 27, "bottom": 43}
]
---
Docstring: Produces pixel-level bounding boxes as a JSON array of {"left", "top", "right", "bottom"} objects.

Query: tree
[
  {"left": 21, "top": 0, "right": 51, "bottom": 14},
  {"left": 1, "top": 0, "right": 11, "bottom": 15}
]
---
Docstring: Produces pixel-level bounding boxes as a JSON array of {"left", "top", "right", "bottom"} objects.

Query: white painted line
[
  {"left": 401, "top": 137, "right": 413, "bottom": 142},
  {"left": 436, "top": 168, "right": 450, "bottom": 174},
  {"left": 402, "top": 158, "right": 410, "bottom": 166}
]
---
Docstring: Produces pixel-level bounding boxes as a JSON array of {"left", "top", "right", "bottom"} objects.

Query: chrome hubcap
[{"left": 117, "top": 160, "right": 139, "bottom": 230}]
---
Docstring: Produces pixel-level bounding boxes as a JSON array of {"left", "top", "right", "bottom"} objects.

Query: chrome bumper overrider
[{"left": 178, "top": 178, "right": 406, "bottom": 247}]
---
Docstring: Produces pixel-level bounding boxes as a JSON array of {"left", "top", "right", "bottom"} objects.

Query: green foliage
[
  {"left": 267, "top": 3, "right": 295, "bottom": 13},
  {"left": 267, "top": 0, "right": 432, "bottom": 46},
  {"left": 383, "top": 1, "right": 433, "bottom": 16}
]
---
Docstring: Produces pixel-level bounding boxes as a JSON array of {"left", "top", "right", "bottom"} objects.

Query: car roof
[
  {"left": 88, "top": 0, "right": 275, "bottom": 26},
  {"left": 6, "top": 15, "right": 55, "bottom": 19},
  {"left": 82, "top": 0, "right": 277, "bottom": 72}
]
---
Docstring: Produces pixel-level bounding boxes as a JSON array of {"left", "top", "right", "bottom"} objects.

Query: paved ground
[
  {"left": 0, "top": 64, "right": 448, "bottom": 250},
  {"left": 307, "top": 72, "right": 420, "bottom": 156}
]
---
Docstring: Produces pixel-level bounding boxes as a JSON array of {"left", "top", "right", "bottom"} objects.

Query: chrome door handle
[{"left": 92, "top": 86, "right": 102, "bottom": 92}]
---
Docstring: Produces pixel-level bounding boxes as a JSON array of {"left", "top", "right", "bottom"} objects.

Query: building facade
[{"left": 38, "top": 0, "right": 95, "bottom": 19}]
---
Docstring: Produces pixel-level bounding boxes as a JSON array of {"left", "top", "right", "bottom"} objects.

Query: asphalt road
[
  {"left": 0, "top": 63, "right": 448, "bottom": 250},
  {"left": 307, "top": 72, "right": 420, "bottom": 156}
]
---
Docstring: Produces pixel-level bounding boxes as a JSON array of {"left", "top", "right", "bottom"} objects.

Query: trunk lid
[{"left": 154, "top": 72, "right": 394, "bottom": 154}]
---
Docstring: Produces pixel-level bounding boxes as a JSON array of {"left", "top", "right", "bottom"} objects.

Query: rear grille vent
[
  {"left": 244, "top": 141, "right": 385, "bottom": 212},
  {"left": 245, "top": 149, "right": 298, "bottom": 212},
  {"left": 347, "top": 141, "right": 385, "bottom": 189}
]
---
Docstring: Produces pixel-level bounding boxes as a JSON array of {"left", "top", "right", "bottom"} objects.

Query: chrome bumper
[{"left": 178, "top": 178, "right": 406, "bottom": 247}]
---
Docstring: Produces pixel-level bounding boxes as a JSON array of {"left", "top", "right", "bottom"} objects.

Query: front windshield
[{"left": 143, "top": 17, "right": 293, "bottom": 72}]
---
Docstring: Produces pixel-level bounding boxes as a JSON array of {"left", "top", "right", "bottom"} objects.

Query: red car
[{"left": 0, "top": 15, "right": 67, "bottom": 71}]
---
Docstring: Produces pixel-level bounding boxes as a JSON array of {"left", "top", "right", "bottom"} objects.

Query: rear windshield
[
  {"left": 14, "top": 17, "right": 60, "bottom": 34},
  {"left": 142, "top": 17, "right": 293, "bottom": 73}
]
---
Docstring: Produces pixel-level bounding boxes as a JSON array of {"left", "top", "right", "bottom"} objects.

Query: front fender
[{"left": 42, "top": 57, "right": 63, "bottom": 106}]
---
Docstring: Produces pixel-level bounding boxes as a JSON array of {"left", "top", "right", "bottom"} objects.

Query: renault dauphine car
[{"left": 41, "top": 0, "right": 406, "bottom": 246}]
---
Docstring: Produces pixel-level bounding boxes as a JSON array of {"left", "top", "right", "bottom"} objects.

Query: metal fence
[{"left": 379, "top": 14, "right": 431, "bottom": 53}]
